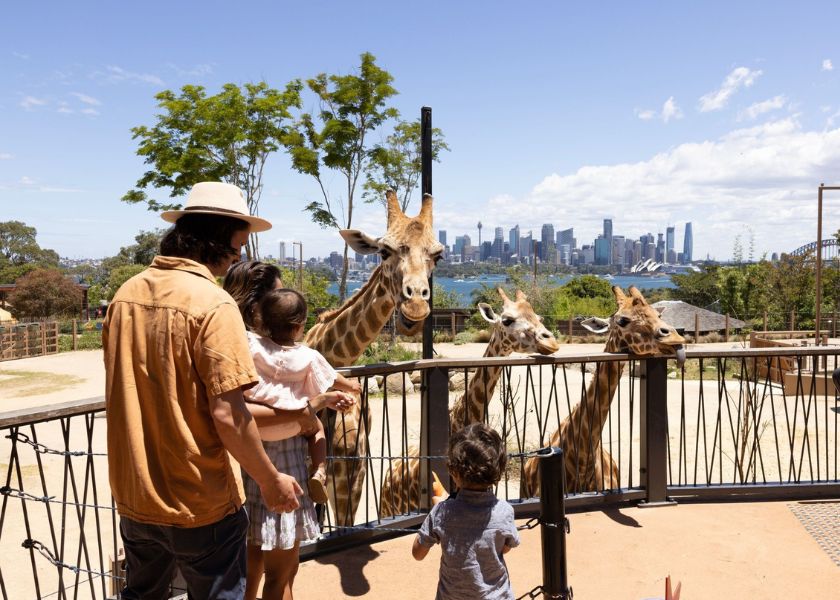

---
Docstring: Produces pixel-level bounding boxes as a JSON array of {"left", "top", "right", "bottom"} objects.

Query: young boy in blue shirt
[{"left": 413, "top": 422, "right": 520, "bottom": 600}]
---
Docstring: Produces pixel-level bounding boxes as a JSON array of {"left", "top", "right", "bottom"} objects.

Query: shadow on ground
[{"left": 315, "top": 545, "right": 381, "bottom": 596}]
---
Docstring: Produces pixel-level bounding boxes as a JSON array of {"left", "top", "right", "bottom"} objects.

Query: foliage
[
  {"left": 123, "top": 82, "right": 301, "bottom": 259},
  {"left": 58, "top": 329, "right": 103, "bottom": 352},
  {"left": 670, "top": 266, "right": 720, "bottom": 308},
  {"left": 8, "top": 269, "right": 82, "bottom": 319},
  {"left": 363, "top": 119, "right": 449, "bottom": 213},
  {"left": 107, "top": 264, "right": 147, "bottom": 300},
  {"left": 0, "top": 221, "right": 60, "bottom": 284},
  {"left": 113, "top": 229, "right": 164, "bottom": 266},
  {"left": 356, "top": 341, "right": 420, "bottom": 365},
  {"left": 284, "top": 52, "right": 399, "bottom": 300},
  {"left": 275, "top": 264, "right": 338, "bottom": 324},
  {"left": 433, "top": 282, "right": 464, "bottom": 308},
  {"left": 560, "top": 274, "right": 612, "bottom": 299}
]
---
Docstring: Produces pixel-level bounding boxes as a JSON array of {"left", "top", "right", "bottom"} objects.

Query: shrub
[
  {"left": 356, "top": 341, "right": 421, "bottom": 365},
  {"left": 58, "top": 330, "right": 103, "bottom": 352},
  {"left": 453, "top": 332, "right": 474, "bottom": 345}
]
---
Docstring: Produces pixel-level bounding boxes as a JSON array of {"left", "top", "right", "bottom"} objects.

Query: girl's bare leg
[
  {"left": 261, "top": 542, "right": 301, "bottom": 600},
  {"left": 245, "top": 544, "right": 264, "bottom": 600}
]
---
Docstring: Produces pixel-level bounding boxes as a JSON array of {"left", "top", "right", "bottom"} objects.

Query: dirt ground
[{"left": 2, "top": 346, "right": 839, "bottom": 599}]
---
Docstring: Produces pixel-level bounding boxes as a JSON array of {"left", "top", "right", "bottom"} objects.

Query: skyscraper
[
  {"left": 278, "top": 241, "right": 286, "bottom": 261},
  {"left": 493, "top": 227, "right": 504, "bottom": 259},
  {"left": 509, "top": 225, "right": 520, "bottom": 258},
  {"left": 438, "top": 230, "right": 447, "bottom": 247},
  {"left": 666, "top": 226, "right": 674, "bottom": 260},
  {"left": 603, "top": 219, "right": 613, "bottom": 264},
  {"left": 557, "top": 228, "right": 575, "bottom": 251},
  {"left": 683, "top": 222, "right": 693, "bottom": 264},
  {"left": 541, "top": 224, "right": 555, "bottom": 262}
]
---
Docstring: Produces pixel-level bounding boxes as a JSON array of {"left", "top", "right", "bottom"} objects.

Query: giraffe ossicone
[{"left": 522, "top": 284, "right": 685, "bottom": 497}]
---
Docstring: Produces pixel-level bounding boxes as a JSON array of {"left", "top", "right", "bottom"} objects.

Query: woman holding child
[{"left": 224, "top": 260, "right": 358, "bottom": 600}]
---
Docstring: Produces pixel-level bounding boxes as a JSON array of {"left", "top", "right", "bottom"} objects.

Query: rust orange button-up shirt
[{"left": 103, "top": 256, "right": 257, "bottom": 527}]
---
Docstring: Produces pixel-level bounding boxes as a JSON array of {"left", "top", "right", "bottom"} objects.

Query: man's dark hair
[
  {"left": 223, "top": 261, "right": 283, "bottom": 330},
  {"left": 448, "top": 422, "right": 506, "bottom": 488},
  {"left": 256, "top": 288, "right": 308, "bottom": 345},
  {"left": 159, "top": 213, "right": 249, "bottom": 269}
]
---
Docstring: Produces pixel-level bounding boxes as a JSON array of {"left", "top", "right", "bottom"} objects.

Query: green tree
[
  {"left": 8, "top": 269, "right": 82, "bottom": 319},
  {"left": 123, "top": 82, "right": 302, "bottom": 259},
  {"left": 363, "top": 119, "right": 449, "bottom": 213},
  {"left": 560, "top": 275, "right": 613, "bottom": 299},
  {"left": 284, "top": 52, "right": 399, "bottom": 301},
  {"left": 670, "top": 266, "right": 720, "bottom": 308},
  {"left": 107, "top": 264, "right": 147, "bottom": 300},
  {"left": 275, "top": 264, "right": 338, "bottom": 328},
  {"left": 0, "top": 221, "right": 60, "bottom": 283},
  {"left": 433, "top": 282, "right": 464, "bottom": 308}
]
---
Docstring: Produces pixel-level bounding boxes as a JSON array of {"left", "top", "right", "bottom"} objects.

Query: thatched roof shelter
[{"left": 651, "top": 300, "right": 746, "bottom": 334}]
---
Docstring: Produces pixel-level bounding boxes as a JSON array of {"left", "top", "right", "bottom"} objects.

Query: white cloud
[
  {"left": 738, "top": 95, "right": 788, "bottom": 121},
  {"left": 823, "top": 59, "right": 834, "bottom": 72},
  {"left": 96, "top": 65, "right": 164, "bottom": 86},
  {"left": 20, "top": 176, "right": 35, "bottom": 185},
  {"left": 699, "top": 67, "right": 763, "bottom": 112},
  {"left": 167, "top": 63, "right": 214, "bottom": 77},
  {"left": 661, "top": 96, "right": 683, "bottom": 123},
  {"left": 71, "top": 92, "right": 101, "bottom": 106},
  {"left": 81, "top": 107, "right": 100, "bottom": 116},
  {"left": 0, "top": 153, "right": 12, "bottom": 160},
  {"left": 636, "top": 109, "right": 656, "bottom": 121},
  {"left": 12, "top": 51, "right": 29, "bottom": 60},
  {"left": 20, "top": 96, "right": 47, "bottom": 110},
  {"left": 444, "top": 117, "right": 840, "bottom": 260}
]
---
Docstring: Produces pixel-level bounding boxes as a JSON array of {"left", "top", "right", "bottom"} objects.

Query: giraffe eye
[
  {"left": 501, "top": 317, "right": 514, "bottom": 326},
  {"left": 615, "top": 317, "right": 630, "bottom": 327},
  {"left": 379, "top": 248, "right": 392, "bottom": 260}
]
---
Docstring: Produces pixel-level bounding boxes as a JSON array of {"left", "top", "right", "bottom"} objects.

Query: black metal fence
[{"left": 2, "top": 345, "right": 840, "bottom": 598}]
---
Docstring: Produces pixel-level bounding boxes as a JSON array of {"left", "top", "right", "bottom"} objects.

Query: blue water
[{"left": 327, "top": 274, "right": 674, "bottom": 307}]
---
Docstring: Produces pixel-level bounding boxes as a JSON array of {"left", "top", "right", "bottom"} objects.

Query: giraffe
[
  {"left": 304, "top": 190, "right": 443, "bottom": 525},
  {"left": 379, "top": 288, "right": 560, "bottom": 516},
  {"left": 521, "top": 285, "right": 685, "bottom": 497}
]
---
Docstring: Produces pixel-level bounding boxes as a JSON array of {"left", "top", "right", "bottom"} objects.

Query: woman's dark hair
[
  {"left": 159, "top": 213, "right": 249, "bottom": 269},
  {"left": 447, "top": 422, "right": 506, "bottom": 488},
  {"left": 256, "top": 288, "right": 308, "bottom": 344},
  {"left": 223, "top": 260, "right": 283, "bottom": 329}
]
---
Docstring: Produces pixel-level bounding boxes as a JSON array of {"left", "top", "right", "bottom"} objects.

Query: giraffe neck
[
  {"left": 566, "top": 335, "right": 624, "bottom": 452},
  {"left": 304, "top": 265, "right": 395, "bottom": 367},
  {"left": 450, "top": 330, "right": 510, "bottom": 432}
]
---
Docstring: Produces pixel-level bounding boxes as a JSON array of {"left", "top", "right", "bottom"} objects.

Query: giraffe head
[
  {"left": 582, "top": 285, "right": 686, "bottom": 365},
  {"left": 477, "top": 288, "right": 560, "bottom": 355},
  {"left": 340, "top": 190, "right": 443, "bottom": 335}
]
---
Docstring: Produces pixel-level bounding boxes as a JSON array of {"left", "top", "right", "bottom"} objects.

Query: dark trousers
[{"left": 119, "top": 507, "right": 248, "bottom": 600}]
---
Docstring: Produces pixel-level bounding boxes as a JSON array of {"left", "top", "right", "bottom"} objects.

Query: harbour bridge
[{"left": 790, "top": 238, "right": 840, "bottom": 260}]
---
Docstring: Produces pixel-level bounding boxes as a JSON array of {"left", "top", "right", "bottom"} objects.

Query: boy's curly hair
[{"left": 447, "top": 422, "right": 506, "bottom": 488}]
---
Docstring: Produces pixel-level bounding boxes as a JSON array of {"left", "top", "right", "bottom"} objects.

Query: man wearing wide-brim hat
[{"left": 104, "top": 182, "right": 305, "bottom": 599}]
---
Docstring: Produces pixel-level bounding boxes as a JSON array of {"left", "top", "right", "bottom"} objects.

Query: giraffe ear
[
  {"left": 581, "top": 317, "right": 610, "bottom": 334},
  {"left": 340, "top": 230, "right": 381, "bottom": 255},
  {"left": 478, "top": 303, "right": 500, "bottom": 324}
]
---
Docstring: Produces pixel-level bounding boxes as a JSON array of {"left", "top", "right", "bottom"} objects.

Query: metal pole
[
  {"left": 538, "top": 446, "right": 571, "bottom": 599},
  {"left": 817, "top": 184, "right": 824, "bottom": 345},
  {"left": 421, "top": 107, "right": 434, "bottom": 361},
  {"left": 640, "top": 358, "right": 672, "bottom": 506}
]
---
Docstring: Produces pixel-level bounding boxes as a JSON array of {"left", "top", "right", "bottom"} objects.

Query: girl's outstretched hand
[{"left": 319, "top": 390, "right": 356, "bottom": 412}]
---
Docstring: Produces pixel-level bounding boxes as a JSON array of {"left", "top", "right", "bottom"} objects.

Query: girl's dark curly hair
[
  {"left": 447, "top": 422, "right": 506, "bottom": 488},
  {"left": 255, "top": 288, "right": 308, "bottom": 345},
  {"left": 223, "top": 260, "right": 283, "bottom": 330},
  {"left": 159, "top": 213, "right": 249, "bottom": 270}
]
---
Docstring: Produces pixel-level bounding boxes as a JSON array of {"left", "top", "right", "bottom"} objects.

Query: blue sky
[{"left": 3, "top": 1, "right": 840, "bottom": 260}]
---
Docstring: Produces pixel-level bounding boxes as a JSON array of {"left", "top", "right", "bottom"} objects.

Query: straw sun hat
[{"left": 160, "top": 182, "right": 272, "bottom": 233}]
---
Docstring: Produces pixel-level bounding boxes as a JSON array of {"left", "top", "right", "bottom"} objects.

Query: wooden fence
[{"left": 0, "top": 321, "right": 61, "bottom": 361}]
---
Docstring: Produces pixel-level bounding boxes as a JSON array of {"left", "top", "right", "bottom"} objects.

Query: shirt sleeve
[
  {"left": 306, "top": 347, "right": 338, "bottom": 393},
  {"left": 416, "top": 503, "right": 442, "bottom": 548},
  {"left": 244, "top": 338, "right": 309, "bottom": 410},
  {"left": 193, "top": 302, "right": 258, "bottom": 398},
  {"left": 504, "top": 505, "right": 521, "bottom": 548}
]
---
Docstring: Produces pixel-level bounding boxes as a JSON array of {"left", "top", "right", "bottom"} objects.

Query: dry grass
[{"left": 0, "top": 369, "right": 84, "bottom": 398}]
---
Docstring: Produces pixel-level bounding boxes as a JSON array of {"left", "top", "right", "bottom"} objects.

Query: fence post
[
  {"left": 41, "top": 323, "right": 47, "bottom": 355},
  {"left": 537, "top": 446, "right": 571, "bottom": 600},
  {"left": 724, "top": 314, "right": 730, "bottom": 342},
  {"left": 72, "top": 320, "right": 78, "bottom": 351},
  {"left": 450, "top": 312, "right": 456, "bottom": 339},
  {"left": 639, "top": 358, "right": 672, "bottom": 506},
  {"left": 419, "top": 365, "right": 451, "bottom": 509},
  {"left": 567, "top": 318, "right": 572, "bottom": 338},
  {"left": 763, "top": 311, "right": 768, "bottom": 332},
  {"left": 694, "top": 314, "right": 700, "bottom": 343},
  {"left": 790, "top": 310, "right": 795, "bottom": 333}
]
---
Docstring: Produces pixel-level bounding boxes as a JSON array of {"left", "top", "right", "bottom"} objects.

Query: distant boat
[
  {"left": 454, "top": 278, "right": 465, "bottom": 282},
  {"left": 603, "top": 274, "right": 614, "bottom": 280}
]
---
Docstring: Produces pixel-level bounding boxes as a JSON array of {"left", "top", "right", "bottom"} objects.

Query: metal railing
[{"left": 2, "top": 345, "right": 840, "bottom": 598}]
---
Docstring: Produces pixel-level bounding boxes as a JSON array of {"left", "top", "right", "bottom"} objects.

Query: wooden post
[
  {"left": 724, "top": 314, "right": 730, "bottom": 342},
  {"left": 41, "top": 323, "right": 46, "bottom": 355},
  {"left": 450, "top": 312, "right": 456, "bottom": 338},
  {"left": 763, "top": 310, "right": 768, "bottom": 332},
  {"left": 790, "top": 309, "right": 795, "bottom": 333},
  {"left": 72, "top": 319, "right": 78, "bottom": 351},
  {"left": 694, "top": 314, "right": 700, "bottom": 343},
  {"left": 567, "top": 318, "right": 573, "bottom": 338}
]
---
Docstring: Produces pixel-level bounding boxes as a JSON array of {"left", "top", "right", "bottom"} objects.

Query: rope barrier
[
  {"left": 6, "top": 431, "right": 107, "bottom": 457},
  {"left": 22, "top": 539, "right": 124, "bottom": 582}
]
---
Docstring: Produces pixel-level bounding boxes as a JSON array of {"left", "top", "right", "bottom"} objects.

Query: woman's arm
[{"left": 245, "top": 402, "right": 319, "bottom": 439}]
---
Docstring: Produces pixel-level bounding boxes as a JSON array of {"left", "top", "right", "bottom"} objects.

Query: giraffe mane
[{"left": 316, "top": 264, "right": 386, "bottom": 324}]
